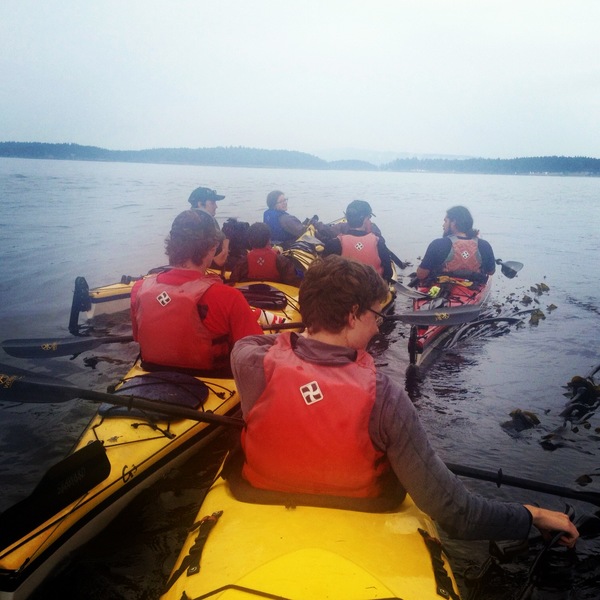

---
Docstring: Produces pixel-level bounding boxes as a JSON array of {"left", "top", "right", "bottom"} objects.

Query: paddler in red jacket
[
  {"left": 322, "top": 200, "right": 395, "bottom": 282},
  {"left": 231, "top": 255, "right": 578, "bottom": 546},
  {"left": 131, "top": 210, "right": 262, "bottom": 372}
]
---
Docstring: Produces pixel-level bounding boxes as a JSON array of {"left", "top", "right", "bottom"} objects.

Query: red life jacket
[
  {"left": 242, "top": 333, "right": 390, "bottom": 497},
  {"left": 338, "top": 232, "right": 383, "bottom": 275},
  {"left": 134, "top": 274, "right": 228, "bottom": 370},
  {"left": 247, "top": 247, "right": 280, "bottom": 281},
  {"left": 443, "top": 235, "right": 482, "bottom": 274}
]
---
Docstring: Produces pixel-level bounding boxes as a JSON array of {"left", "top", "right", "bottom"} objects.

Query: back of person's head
[
  {"left": 345, "top": 200, "right": 374, "bottom": 228},
  {"left": 247, "top": 222, "right": 272, "bottom": 249},
  {"left": 166, "top": 210, "right": 224, "bottom": 266},
  {"left": 188, "top": 186, "right": 225, "bottom": 208},
  {"left": 446, "top": 206, "right": 475, "bottom": 236},
  {"left": 266, "top": 190, "right": 285, "bottom": 209},
  {"left": 299, "top": 255, "right": 388, "bottom": 334}
]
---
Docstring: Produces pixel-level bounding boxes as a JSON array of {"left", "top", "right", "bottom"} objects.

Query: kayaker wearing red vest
[
  {"left": 229, "top": 222, "right": 301, "bottom": 286},
  {"left": 416, "top": 205, "right": 496, "bottom": 283},
  {"left": 232, "top": 255, "right": 578, "bottom": 545},
  {"left": 322, "top": 200, "right": 394, "bottom": 282},
  {"left": 131, "top": 210, "right": 262, "bottom": 372}
]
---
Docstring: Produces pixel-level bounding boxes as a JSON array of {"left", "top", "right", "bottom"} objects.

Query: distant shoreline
[{"left": 1, "top": 142, "right": 599, "bottom": 176}]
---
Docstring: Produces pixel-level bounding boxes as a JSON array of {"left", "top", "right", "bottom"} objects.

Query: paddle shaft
[
  {"left": 1, "top": 322, "right": 304, "bottom": 359},
  {"left": 447, "top": 462, "right": 600, "bottom": 507},
  {"left": 2, "top": 365, "right": 595, "bottom": 507},
  {"left": 1, "top": 335, "right": 135, "bottom": 358},
  {"left": 385, "top": 304, "right": 484, "bottom": 326},
  {"left": 1, "top": 373, "right": 245, "bottom": 427}
]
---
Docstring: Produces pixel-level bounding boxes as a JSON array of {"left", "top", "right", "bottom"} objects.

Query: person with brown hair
[
  {"left": 231, "top": 255, "right": 578, "bottom": 545},
  {"left": 131, "top": 210, "right": 262, "bottom": 372},
  {"left": 416, "top": 205, "right": 495, "bottom": 283},
  {"left": 229, "top": 222, "right": 301, "bottom": 286},
  {"left": 188, "top": 186, "right": 230, "bottom": 268},
  {"left": 262, "top": 190, "right": 335, "bottom": 247}
]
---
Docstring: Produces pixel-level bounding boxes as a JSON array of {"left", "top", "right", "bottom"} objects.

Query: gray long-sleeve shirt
[{"left": 231, "top": 333, "right": 532, "bottom": 540}]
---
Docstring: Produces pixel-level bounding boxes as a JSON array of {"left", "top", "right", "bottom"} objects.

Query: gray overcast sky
[{"left": 1, "top": 0, "right": 598, "bottom": 159}]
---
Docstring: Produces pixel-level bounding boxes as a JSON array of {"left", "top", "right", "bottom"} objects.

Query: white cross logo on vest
[
  {"left": 257, "top": 257, "right": 265, "bottom": 266},
  {"left": 461, "top": 250, "right": 470, "bottom": 259},
  {"left": 156, "top": 291, "right": 171, "bottom": 306},
  {"left": 300, "top": 381, "right": 324, "bottom": 405},
  {"left": 354, "top": 242, "right": 364, "bottom": 251}
]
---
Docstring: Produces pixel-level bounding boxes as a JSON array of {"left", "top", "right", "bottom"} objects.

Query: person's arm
[
  {"left": 415, "top": 265, "right": 430, "bottom": 281},
  {"left": 416, "top": 238, "right": 448, "bottom": 281},
  {"left": 376, "top": 238, "right": 393, "bottom": 282},
  {"left": 228, "top": 257, "right": 249, "bottom": 284},
  {"left": 478, "top": 239, "right": 496, "bottom": 276},
  {"left": 231, "top": 335, "right": 275, "bottom": 415},
  {"left": 130, "top": 279, "right": 143, "bottom": 340},
  {"left": 371, "top": 375, "right": 534, "bottom": 540},
  {"left": 202, "top": 285, "right": 263, "bottom": 346},
  {"left": 276, "top": 255, "right": 302, "bottom": 286},
  {"left": 279, "top": 213, "right": 306, "bottom": 238},
  {"left": 321, "top": 238, "right": 342, "bottom": 257},
  {"left": 524, "top": 504, "right": 578, "bottom": 548},
  {"left": 211, "top": 238, "right": 230, "bottom": 268}
]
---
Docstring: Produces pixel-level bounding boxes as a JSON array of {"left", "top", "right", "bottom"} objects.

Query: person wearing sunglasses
[{"left": 230, "top": 255, "right": 578, "bottom": 547}]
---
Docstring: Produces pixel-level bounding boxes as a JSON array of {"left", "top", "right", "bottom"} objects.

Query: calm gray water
[{"left": 1, "top": 157, "right": 599, "bottom": 598}]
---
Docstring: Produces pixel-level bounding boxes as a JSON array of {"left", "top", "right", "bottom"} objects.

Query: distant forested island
[{"left": 1, "top": 141, "right": 599, "bottom": 176}]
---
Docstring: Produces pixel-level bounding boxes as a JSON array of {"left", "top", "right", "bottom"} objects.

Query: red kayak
[{"left": 407, "top": 275, "right": 493, "bottom": 369}]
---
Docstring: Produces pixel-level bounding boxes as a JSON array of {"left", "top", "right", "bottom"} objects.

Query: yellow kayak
[
  {"left": 161, "top": 453, "right": 461, "bottom": 600},
  {"left": 0, "top": 361, "right": 240, "bottom": 600},
  {"left": 0, "top": 278, "right": 301, "bottom": 600}
]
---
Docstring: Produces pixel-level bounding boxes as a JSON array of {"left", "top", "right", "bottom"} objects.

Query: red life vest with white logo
[
  {"left": 247, "top": 247, "right": 280, "bottom": 280},
  {"left": 241, "top": 333, "right": 390, "bottom": 497},
  {"left": 338, "top": 233, "right": 383, "bottom": 275},
  {"left": 443, "top": 235, "right": 482, "bottom": 274},
  {"left": 134, "top": 274, "right": 227, "bottom": 370}
]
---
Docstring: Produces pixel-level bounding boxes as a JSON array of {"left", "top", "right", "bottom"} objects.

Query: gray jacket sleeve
[{"left": 369, "top": 373, "right": 532, "bottom": 540}]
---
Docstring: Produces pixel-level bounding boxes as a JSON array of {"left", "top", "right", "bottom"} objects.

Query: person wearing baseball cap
[
  {"left": 188, "top": 186, "right": 229, "bottom": 269},
  {"left": 188, "top": 187, "right": 225, "bottom": 214},
  {"left": 322, "top": 200, "right": 396, "bottom": 282}
]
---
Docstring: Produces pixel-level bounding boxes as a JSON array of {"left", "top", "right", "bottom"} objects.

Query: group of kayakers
[{"left": 130, "top": 185, "right": 579, "bottom": 551}]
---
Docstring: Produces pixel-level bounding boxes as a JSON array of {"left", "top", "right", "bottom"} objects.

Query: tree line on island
[{"left": 1, "top": 141, "right": 598, "bottom": 176}]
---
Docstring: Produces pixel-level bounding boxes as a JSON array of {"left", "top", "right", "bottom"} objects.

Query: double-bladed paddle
[
  {"left": 0, "top": 440, "right": 111, "bottom": 550},
  {"left": 1, "top": 322, "right": 305, "bottom": 359},
  {"left": 448, "top": 462, "right": 600, "bottom": 508},
  {"left": 496, "top": 258, "right": 524, "bottom": 279},
  {"left": 394, "top": 282, "right": 431, "bottom": 299},
  {"left": 2, "top": 364, "right": 598, "bottom": 508},
  {"left": 380, "top": 303, "right": 485, "bottom": 327},
  {"left": 1, "top": 335, "right": 136, "bottom": 359},
  {"left": 0, "top": 363, "right": 245, "bottom": 427}
]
